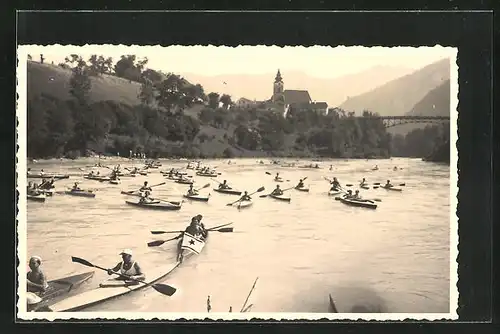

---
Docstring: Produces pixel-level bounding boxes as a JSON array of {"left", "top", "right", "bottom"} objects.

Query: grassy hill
[{"left": 339, "top": 58, "right": 450, "bottom": 117}]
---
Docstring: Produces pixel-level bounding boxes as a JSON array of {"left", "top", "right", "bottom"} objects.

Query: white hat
[{"left": 119, "top": 249, "right": 133, "bottom": 256}]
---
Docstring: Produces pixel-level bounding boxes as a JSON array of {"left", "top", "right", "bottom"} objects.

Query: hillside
[
  {"left": 180, "top": 65, "right": 413, "bottom": 107},
  {"left": 339, "top": 58, "right": 450, "bottom": 116}
]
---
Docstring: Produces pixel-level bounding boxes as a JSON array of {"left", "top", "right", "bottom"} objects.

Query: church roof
[{"left": 284, "top": 90, "right": 311, "bottom": 105}]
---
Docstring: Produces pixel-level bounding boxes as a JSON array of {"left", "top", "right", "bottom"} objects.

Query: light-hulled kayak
[
  {"left": 64, "top": 190, "right": 96, "bottom": 198},
  {"left": 235, "top": 200, "right": 253, "bottom": 209},
  {"left": 125, "top": 200, "right": 182, "bottom": 211},
  {"left": 196, "top": 172, "right": 218, "bottom": 177},
  {"left": 39, "top": 189, "right": 54, "bottom": 196},
  {"left": 213, "top": 188, "right": 242, "bottom": 196},
  {"left": 269, "top": 194, "right": 291, "bottom": 202},
  {"left": 28, "top": 271, "right": 95, "bottom": 312},
  {"left": 183, "top": 194, "right": 210, "bottom": 202},
  {"left": 328, "top": 189, "right": 343, "bottom": 196},
  {"left": 274, "top": 178, "right": 284, "bottom": 182},
  {"left": 295, "top": 186, "right": 310, "bottom": 192},
  {"left": 48, "top": 263, "right": 180, "bottom": 312},
  {"left": 27, "top": 194, "right": 46, "bottom": 202},
  {"left": 383, "top": 186, "right": 402, "bottom": 192},
  {"left": 338, "top": 197, "right": 377, "bottom": 209},
  {"left": 177, "top": 231, "right": 208, "bottom": 263},
  {"left": 109, "top": 179, "right": 120, "bottom": 185},
  {"left": 175, "top": 179, "right": 194, "bottom": 185}
]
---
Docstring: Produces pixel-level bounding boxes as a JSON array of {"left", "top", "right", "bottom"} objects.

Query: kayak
[
  {"left": 27, "top": 173, "right": 69, "bottom": 180},
  {"left": 48, "top": 263, "right": 180, "bottom": 312},
  {"left": 28, "top": 271, "right": 95, "bottom": 312},
  {"left": 383, "top": 186, "right": 402, "bottom": 192},
  {"left": 196, "top": 172, "right": 218, "bottom": 177},
  {"left": 213, "top": 188, "right": 242, "bottom": 196},
  {"left": 183, "top": 194, "right": 210, "bottom": 202},
  {"left": 328, "top": 189, "right": 343, "bottom": 196},
  {"left": 295, "top": 186, "right": 310, "bottom": 192},
  {"left": 64, "top": 190, "right": 96, "bottom": 198},
  {"left": 328, "top": 294, "right": 338, "bottom": 313},
  {"left": 274, "top": 178, "right": 284, "bottom": 182},
  {"left": 126, "top": 200, "right": 182, "bottom": 211},
  {"left": 109, "top": 179, "right": 120, "bottom": 185},
  {"left": 119, "top": 174, "right": 137, "bottom": 177},
  {"left": 38, "top": 189, "right": 54, "bottom": 196},
  {"left": 269, "top": 194, "right": 291, "bottom": 202},
  {"left": 84, "top": 175, "right": 110, "bottom": 181},
  {"left": 338, "top": 197, "right": 377, "bottom": 209},
  {"left": 175, "top": 179, "right": 194, "bottom": 185},
  {"left": 27, "top": 194, "right": 46, "bottom": 202},
  {"left": 177, "top": 231, "right": 208, "bottom": 263},
  {"left": 235, "top": 200, "right": 253, "bottom": 209}
]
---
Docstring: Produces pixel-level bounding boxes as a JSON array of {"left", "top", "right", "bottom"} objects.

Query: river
[{"left": 24, "top": 157, "right": 452, "bottom": 314}]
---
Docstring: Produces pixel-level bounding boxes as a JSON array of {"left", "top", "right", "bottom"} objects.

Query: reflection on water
[{"left": 25, "top": 157, "right": 451, "bottom": 313}]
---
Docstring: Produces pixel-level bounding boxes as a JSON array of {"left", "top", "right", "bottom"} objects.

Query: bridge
[{"left": 364, "top": 115, "right": 451, "bottom": 128}]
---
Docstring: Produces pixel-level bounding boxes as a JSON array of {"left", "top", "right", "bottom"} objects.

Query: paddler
[
  {"left": 184, "top": 217, "right": 203, "bottom": 238},
  {"left": 72, "top": 182, "right": 81, "bottom": 191},
  {"left": 274, "top": 172, "right": 281, "bottom": 181},
  {"left": 360, "top": 178, "right": 367, "bottom": 186},
  {"left": 271, "top": 185, "right": 284, "bottom": 196},
  {"left": 27, "top": 256, "right": 48, "bottom": 293},
  {"left": 330, "top": 177, "right": 341, "bottom": 191},
  {"left": 296, "top": 179, "right": 305, "bottom": 188},
  {"left": 187, "top": 184, "right": 199, "bottom": 196},
  {"left": 344, "top": 190, "right": 353, "bottom": 199},
  {"left": 107, "top": 249, "right": 145, "bottom": 281},
  {"left": 195, "top": 214, "right": 208, "bottom": 239},
  {"left": 373, "top": 165, "right": 379, "bottom": 170},
  {"left": 40, "top": 169, "right": 45, "bottom": 176},
  {"left": 239, "top": 191, "right": 252, "bottom": 201},
  {"left": 329, "top": 165, "right": 333, "bottom": 171},
  {"left": 139, "top": 191, "right": 153, "bottom": 204},
  {"left": 139, "top": 181, "right": 152, "bottom": 192},
  {"left": 218, "top": 180, "right": 230, "bottom": 190},
  {"left": 384, "top": 180, "right": 393, "bottom": 188},
  {"left": 393, "top": 166, "right": 398, "bottom": 171},
  {"left": 353, "top": 190, "right": 361, "bottom": 199}
]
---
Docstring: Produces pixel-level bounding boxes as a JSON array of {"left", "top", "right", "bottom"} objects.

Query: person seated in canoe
[
  {"left": 393, "top": 166, "right": 398, "bottom": 171},
  {"left": 187, "top": 184, "right": 199, "bottom": 196},
  {"left": 353, "top": 190, "right": 361, "bottom": 199},
  {"left": 360, "top": 178, "right": 367, "bottom": 186},
  {"left": 139, "top": 181, "right": 152, "bottom": 192},
  {"left": 107, "top": 249, "right": 145, "bottom": 282},
  {"left": 72, "top": 182, "right": 81, "bottom": 191},
  {"left": 296, "top": 179, "right": 305, "bottom": 189},
  {"left": 185, "top": 217, "right": 204, "bottom": 238},
  {"left": 240, "top": 191, "right": 252, "bottom": 202},
  {"left": 195, "top": 214, "right": 208, "bottom": 239},
  {"left": 40, "top": 169, "right": 45, "bottom": 176},
  {"left": 329, "top": 165, "right": 333, "bottom": 171},
  {"left": 218, "top": 180, "right": 231, "bottom": 190},
  {"left": 372, "top": 165, "right": 379, "bottom": 170},
  {"left": 384, "top": 180, "right": 393, "bottom": 188},
  {"left": 27, "top": 256, "right": 48, "bottom": 294},
  {"left": 271, "top": 185, "right": 284, "bottom": 196},
  {"left": 315, "top": 164, "right": 319, "bottom": 168},
  {"left": 344, "top": 190, "right": 353, "bottom": 199},
  {"left": 139, "top": 191, "right": 153, "bottom": 204},
  {"left": 330, "top": 177, "right": 341, "bottom": 191},
  {"left": 274, "top": 173, "right": 281, "bottom": 181}
]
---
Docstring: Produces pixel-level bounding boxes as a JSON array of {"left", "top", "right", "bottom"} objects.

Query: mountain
[
  {"left": 339, "top": 58, "right": 450, "bottom": 116},
  {"left": 179, "top": 65, "right": 413, "bottom": 107},
  {"left": 406, "top": 79, "right": 450, "bottom": 117}
]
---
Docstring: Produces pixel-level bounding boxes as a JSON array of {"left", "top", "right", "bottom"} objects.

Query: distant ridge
[{"left": 339, "top": 58, "right": 450, "bottom": 116}]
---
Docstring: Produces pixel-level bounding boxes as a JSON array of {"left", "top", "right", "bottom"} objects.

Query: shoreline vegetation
[{"left": 26, "top": 54, "right": 449, "bottom": 163}]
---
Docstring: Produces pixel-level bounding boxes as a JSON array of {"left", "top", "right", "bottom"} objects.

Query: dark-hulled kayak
[
  {"left": 64, "top": 190, "right": 96, "bottom": 198},
  {"left": 383, "top": 186, "right": 402, "bottom": 192},
  {"left": 213, "top": 188, "right": 242, "bottom": 196},
  {"left": 175, "top": 179, "right": 194, "bottom": 185},
  {"left": 269, "top": 194, "right": 291, "bottom": 202},
  {"left": 338, "top": 197, "right": 377, "bottom": 209},
  {"left": 84, "top": 175, "right": 110, "bottom": 181},
  {"left": 125, "top": 200, "right": 182, "bottom": 211},
  {"left": 295, "top": 186, "right": 310, "bottom": 192},
  {"left": 183, "top": 194, "right": 210, "bottom": 202},
  {"left": 27, "top": 194, "right": 46, "bottom": 202},
  {"left": 28, "top": 271, "right": 95, "bottom": 312}
]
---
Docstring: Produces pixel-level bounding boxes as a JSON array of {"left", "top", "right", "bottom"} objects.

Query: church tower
[{"left": 272, "top": 69, "right": 285, "bottom": 106}]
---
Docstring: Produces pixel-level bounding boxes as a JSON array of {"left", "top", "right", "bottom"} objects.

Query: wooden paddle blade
[
  {"left": 150, "top": 231, "right": 167, "bottom": 235},
  {"left": 399, "top": 183, "right": 406, "bottom": 186},
  {"left": 71, "top": 256, "right": 94, "bottom": 267},
  {"left": 256, "top": 186, "right": 265, "bottom": 192},
  {"left": 152, "top": 283, "right": 177, "bottom": 296},
  {"left": 345, "top": 184, "right": 353, "bottom": 187},
  {"left": 216, "top": 227, "right": 234, "bottom": 233},
  {"left": 259, "top": 195, "right": 268, "bottom": 198},
  {"left": 147, "top": 240, "right": 166, "bottom": 247},
  {"left": 265, "top": 172, "right": 271, "bottom": 175},
  {"left": 334, "top": 197, "right": 341, "bottom": 200},
  {"left": 207, "top": 222, "right": 233, "bottom": 231}
]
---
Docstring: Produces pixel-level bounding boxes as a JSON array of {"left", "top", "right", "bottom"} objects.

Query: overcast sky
[{"left": 21, "top": 45, "right": 453, "bottom": 79}]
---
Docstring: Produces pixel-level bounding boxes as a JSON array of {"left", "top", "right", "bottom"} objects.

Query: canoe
[
  {"left": 383, "top": 186, "right": 402, "bottom": 192},
  {"left": 27, "top": 194, "right": 46, "bottom": 202},
  {"left": 328, "top": 294, "right": 338, "bottom": 313},
  {"left": 235, "top": 200, "right": 253, "bottom": 209},
  {"left": 84, "top": 175, "right": 111, "bottom": 181},
  {"left": 196, "top": 172, "right": 218, "bottom": 177},
  {"left": 183, "top": 194, "right": 210, "bottom": 202},
  {"left": 48, "top": 262, "right": 181, "bottom": 312},
  {"left": 213, "top": 188, "right": 242, "bottom": 196},
  {"left": 269, "top": 194, "right": 291, "bottom": 202},
  {"left": 64, "top": 190, "right": 96, "bottom": 198},
  {"left": 339, "top": 197, "right": 377, "bottom": 209},
  {"left": 177, "top": 231, "right": 208, "bottom": 263},
  {"left": 28, "top": 271, "right": 95, "bottom": 312},
  {"left": 126, "top": 200, "right": 182, "bottom": 211},
  {"left": 274, "top": 178, "right": 284, "bottom": 182},
  {"left": 175, "top": 179, "right": 194, "bottom": 185},
  {"left": 295, "top": 186, "right": 310, "bottom": 192},
  {"left": 27, "top": 173, "right": 69, "bottom": 180}
]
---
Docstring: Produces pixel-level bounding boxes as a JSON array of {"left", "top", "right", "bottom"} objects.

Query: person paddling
[
  {"left": 27, "top": 256, "right": 48, "bottom": 294},
  {"left": 72, "top": 182, "right": 81, "bottom": 191},
  {"left": 353, "top": 190, "right": 361, "bottom": 199},
  {"left": 184, "top": 217, "right": 204, "bottom": 238},
  {"left": 344, "top": 190, "right": 353, "bottom": 199},
  {"left": 274, "top": 173, "right": 281, "bottom": 181},
  {"left": 393, "top": 166, "right": 398, "bottom": 171},
  {"left": 218, "top": 180, "right": 230, "bottom": 190},
  {"left": 107, "top": 249, "right": 145, "bottom": 281},
  {"left": 139, "top": 181, "right": 152, "bottom": 192},
  {"left": 384, "top": 180, "right": 393, "bottom": 188},
  {"left": 139, "top": 191, "right": 153, "bottom": 204},
  {"left": 271, "top": 185, "right": 284, "bottom": 196},
  {"left": 296, "top": 179, "right": 305, "bottom": 189},
  {"left": 195, "top": 214, "right": 208, "bottom": 239},
  {"left": 373, "top": 165, "right": 379, "bottom": 170},
  {"left": 187, "top": 184, "right": 199, "bottom": 196},
  {"left": 360, "top": 178, "right": 367, "bottom": 186},
  {"left": 239, "top": 191, "right": 252, "bottom": 202},
  {"left": 330, "top": 177, "right": 341, "bottom": 191}
]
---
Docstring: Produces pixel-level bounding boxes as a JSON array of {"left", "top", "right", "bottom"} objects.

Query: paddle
[
  {"left": 128, "top": 182, "right": 166, "bottom": 193},
  {"left": 226, "top": 186, "right": 265, "bottom": 206},
  {"left": 148, "top": 227, "right": 234, "bottom": 246},
  {"left": 259, "top": 185, "right": 295, "bottom": 198},
  {"left": 70, "top": 256, "right": 176, "bottom": 296},
  {"left": 151, "top": 222, "right": 234, "bottom": 235}
]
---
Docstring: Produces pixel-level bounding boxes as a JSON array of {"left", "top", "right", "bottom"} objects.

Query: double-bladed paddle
[
  {"left": 259, "top": 185, "right": 295, "bottom": 198},
  {"left": 70, "top": 256, "right": 176, "bottom": 296},
  {"left": 125, "top": 182, "right": 166, "bottom": 194},
  {"left": 226, "top": 186, "right": 265, "bottom": 206},
  {"left": 147, "top": 228, "right": 234, "bottom": 247},
  {"left": 151, "top": 222, "right": 234, "bottom": 235}
]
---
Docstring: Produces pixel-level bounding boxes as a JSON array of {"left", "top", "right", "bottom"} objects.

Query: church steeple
[
  {"left": 272, "top": 69, "right": 285, "bottom": 108},
  {"left": 275, "top": 69, "right": 283, "bottom": 83}
]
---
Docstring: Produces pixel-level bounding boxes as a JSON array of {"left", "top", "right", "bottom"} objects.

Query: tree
[
  {"left": 87, "top": 55, "right": 114, "bottom": 76},
  {"left": 220, "top": 94, "right": 232, "bottom": 110},
  {"left": 207, "top": 92, "right": 220, "bottom": 109},
  {"left": 69, "top": 58, "right": 92, "bottom": 105},
  {"left": 138, "top": 78, "right": 156, "bottom": 106},
  {"left": 114, "top": 55, "right": 148, "bottom": 82}
]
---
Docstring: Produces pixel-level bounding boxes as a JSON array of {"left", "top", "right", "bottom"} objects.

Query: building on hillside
[{"left": 236, "top": 97, "right": 258, "bottom": 109}]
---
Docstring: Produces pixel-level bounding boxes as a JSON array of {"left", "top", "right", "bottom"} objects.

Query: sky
[{"left": 21, "top": 45, "right": 453, "bottom": 79}]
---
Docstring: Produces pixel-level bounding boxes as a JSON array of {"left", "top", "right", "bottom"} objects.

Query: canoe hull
[
  {"left": 84, "top": 176, "right": 110, "bottom": 182},
  {"left": 339, "top": 197, "right": 377, "bottom": 209},
  {"left": 28, "top": 271, "right": 95, "bottom": 312},
  {"left": 28, "top": 174, "right": 69, "bottom": 180},
  {"left": 384, "top": 187, "right": 402, "bottom": 192},
  {"left": 27, "top": 195, "right": 46, "bottom": 202},
  {"left": 175, "top": 180, "right": 194, "bottom": 185},
  {"left": 236, "top": 200, "right": 253, "bottom": 209},
  {"left": 328, "top": 190, "right": 343, "bottom": 196},
  {"left": 125, "top": 200, "right": 182, "bottom": 211},
  {"left": 177, "top": 232, "right": 208, "bottom": 263},
  {"left": 269, "top": 194, "right": 291, "bottom": 202},
  {"left": 295, "top": 187, "right": 310, "bottom": 192},
  {"left": 64, "top": 191, "right": 96, "bottom": 198},
  {"left": 213, "top": 188, "right": 242, "bottom": 196},
  {"left": 183, "top": 194, "right": 210, "bottom": 202}
]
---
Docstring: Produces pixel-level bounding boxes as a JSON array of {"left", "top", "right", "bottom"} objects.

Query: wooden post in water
[{"left": 206, "top": 295, "right": 211, "bottom": 313}]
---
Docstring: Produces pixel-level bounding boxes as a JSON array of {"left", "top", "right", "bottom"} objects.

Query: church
[{"left": 269, "top": 70, "right": 328, "bottom": 116}]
